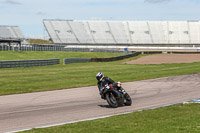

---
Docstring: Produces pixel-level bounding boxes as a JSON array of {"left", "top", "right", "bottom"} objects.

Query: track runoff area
[{"left": 1, "top": 73, "right": 200, "bottom": 133}]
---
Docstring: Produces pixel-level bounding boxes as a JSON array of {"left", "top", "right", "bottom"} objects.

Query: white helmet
[{"left": 96, "top": 72, "right": 104, "bottom": 81}]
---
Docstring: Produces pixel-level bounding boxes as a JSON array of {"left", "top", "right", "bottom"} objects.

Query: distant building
[
  {"left": 43, "top": 19, "right": 200, "bottom": 45},
  {"left": 0, "top": 26, "right": 24, "bottom": 46}
]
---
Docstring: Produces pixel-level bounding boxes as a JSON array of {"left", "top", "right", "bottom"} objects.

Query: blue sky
[{"left": 0, "top": 0, "right": 200, "bottom": 38}]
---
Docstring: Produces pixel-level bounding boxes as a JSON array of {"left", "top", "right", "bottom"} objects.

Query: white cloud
[{"left": 2, "top": 0, "right": 22, "bottom": 5}]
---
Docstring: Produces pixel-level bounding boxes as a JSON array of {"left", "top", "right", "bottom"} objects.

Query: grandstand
[
  {"left": 43, "top": 19, "right": 200, "bottom": 46},
  {"left": 0, "top": 26, "right": 24, "bottom": 46}
]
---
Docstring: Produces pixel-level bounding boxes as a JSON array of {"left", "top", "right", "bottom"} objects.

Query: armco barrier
[
  {"left": 0, "top": 59, "right": 60, "bottom": 69},
  {"left": 63, "top": 58, "right": 91, "bottom": 64},
  {"left": 91, "top": 52, "right": 141, "bottom": 62},
  {"left": 63, "top": 52, "right": 141, "bottom": 64}
]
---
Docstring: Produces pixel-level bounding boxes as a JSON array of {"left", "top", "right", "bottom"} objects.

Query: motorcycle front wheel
[
  {"left": 106, "top": 92, "right": 118, "bottom": 108},
  {"left": 124, "top": 93, "right": 132, "bottom": 106}
]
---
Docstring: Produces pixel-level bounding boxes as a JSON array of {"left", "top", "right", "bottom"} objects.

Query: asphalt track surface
[{"left": 1, "top": 74, "right": 200, "bottom": 133}]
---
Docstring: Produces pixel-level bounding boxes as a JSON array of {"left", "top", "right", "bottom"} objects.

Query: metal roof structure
[
  {"left": 43, "top": 20, "right": 200, "bottom": 45},
  {"left": 0, "top": 26, "right": 24, "bottom": 47}
]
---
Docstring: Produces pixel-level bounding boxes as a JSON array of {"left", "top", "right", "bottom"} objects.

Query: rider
[{"left": 96, "top": 72, "right": 126, "bottom": 99}]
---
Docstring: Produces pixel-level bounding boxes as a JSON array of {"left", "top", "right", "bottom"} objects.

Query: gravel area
[{"left": 125, "top": 54, "right": 200, "bottom": 64}]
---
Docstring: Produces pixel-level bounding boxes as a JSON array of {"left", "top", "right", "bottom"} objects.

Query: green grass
[
  {"left": 20, "top": 103, "right": 200, "bottom": 133},
  {"left": 0, "top": 51, "right": 124, "bottom": 63},
  {"left": 1, "top": 51, "right": 200, "bottom": 132},
  {"left": 1, "top": 51, "right": 200, "bottom": 95}
]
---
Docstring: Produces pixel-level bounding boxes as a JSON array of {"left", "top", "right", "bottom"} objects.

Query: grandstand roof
[
  {"left": 0, "top": 26, "right": 24, "bottom": 41},
  {"left": 43, "top": 19, "right": 200, "bottom": 45}
]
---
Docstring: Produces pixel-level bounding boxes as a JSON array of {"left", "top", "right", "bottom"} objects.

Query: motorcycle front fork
[{"left": 119, "top": 87, "right": 126, "bottom": 94}]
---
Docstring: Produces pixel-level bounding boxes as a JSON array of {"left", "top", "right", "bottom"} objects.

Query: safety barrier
[
  {"left": 91, "top": 52, "right": 141, "bottom": 62},
  {"left": 0, "top": 59, "right": 60, "bottom": 69},
  {"left": 63, "top": 58, "right": 91, "bottom": 64},
  {"left": 63, "top": 52, "right": 141, "bottom": 64}
]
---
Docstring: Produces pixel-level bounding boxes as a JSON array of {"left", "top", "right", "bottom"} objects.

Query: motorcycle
[{"left": 101, "top": 82, "right": 132, "bottom": 108}]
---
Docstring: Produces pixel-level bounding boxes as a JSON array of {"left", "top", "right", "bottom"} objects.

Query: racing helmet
[{"left": 96, "top": 72, "right": 104, "bottom": 81}]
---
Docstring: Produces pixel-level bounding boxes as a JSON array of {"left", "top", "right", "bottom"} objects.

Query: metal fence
[
  {"left": 64, "top": 48, "right": 128, "bottom": 53},
  {"left": 0, "top": 58, "right": 60, "bottom": 69},
  {"left": 0, "top": 44, "right": 66, "bottom": 51},
  {"left": 0, "top": 44, "right": 130, "bottom": 53}
]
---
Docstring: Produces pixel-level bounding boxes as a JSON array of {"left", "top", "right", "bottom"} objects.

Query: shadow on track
[
  {"left": 98, "top": 105, "right": 112, "bottom": 108},
  {"left": 98, "top": 104, "right": 125, "bottom": 108}
]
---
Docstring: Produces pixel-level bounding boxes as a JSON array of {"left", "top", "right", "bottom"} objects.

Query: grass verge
[
  {"left": 0, "top": 51, "right": 124, "bottom": 63},
  {"left": 20, "top": 103, "right": 200, "bottom": 133},
  {"left": 0, "top": 51, "right": 200, "bottom": 95}
]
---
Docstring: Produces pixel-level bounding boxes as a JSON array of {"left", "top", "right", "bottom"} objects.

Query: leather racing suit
[{"left": 97, "top": 77, "right": 125, "bottom": 99}]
